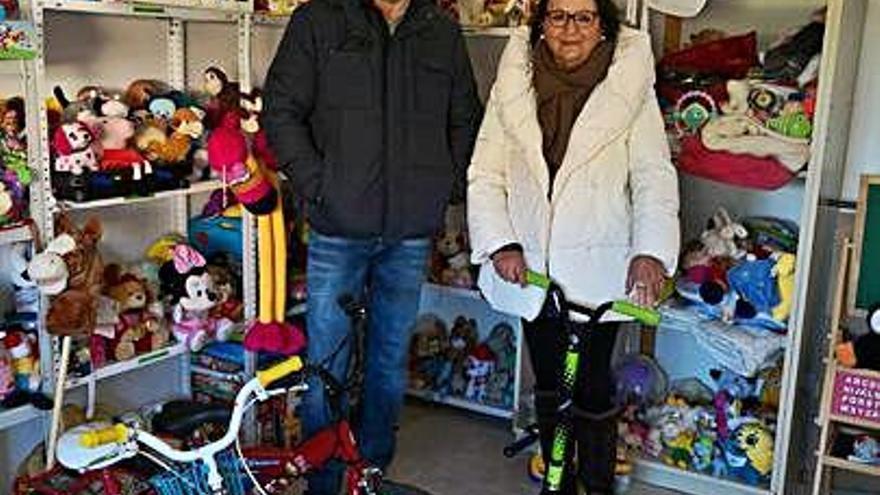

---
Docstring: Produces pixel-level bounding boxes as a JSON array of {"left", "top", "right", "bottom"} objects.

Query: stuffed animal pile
[
  {"left": 408, "top": 315, "right": 517, "bottom": 409},
  {"left": 657, "top": 9, "right": 825, "bottom": 190},
  {"left": 26, "top": 215, "right": 245, "bottom": 378},
  {"left": 615, "top": 355, "right": 782, "bottom": 488},
  {"left": 675, "top": 207, "right": 798, "bottom": 333},
  {"left": 47, "top": 66, "right": 245, "bottom": 203}
]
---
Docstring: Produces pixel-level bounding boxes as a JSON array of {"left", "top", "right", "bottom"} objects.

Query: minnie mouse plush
[{"left": 160, "top": 244, "right": 234, "bottom": 351}]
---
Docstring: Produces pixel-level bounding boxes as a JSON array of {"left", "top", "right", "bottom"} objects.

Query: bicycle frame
[{"left": 56, "top": 356, "right": 304, "bottom": 494}]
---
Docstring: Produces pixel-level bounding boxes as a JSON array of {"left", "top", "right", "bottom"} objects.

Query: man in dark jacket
[{"left": 263, "top": 0, "right": 481, "bottom": 491}]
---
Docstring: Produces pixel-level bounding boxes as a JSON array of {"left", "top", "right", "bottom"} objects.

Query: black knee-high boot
[
  {"left": 574, "top": 406, "right": 619, "bottom": 494},
  {"left": 534, "top": 389, "right": 576, "bottom": 495}
]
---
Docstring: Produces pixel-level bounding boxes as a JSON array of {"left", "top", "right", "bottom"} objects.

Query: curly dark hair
[{"left": 530, "top": 0, "right": 622, "bottom": 47}]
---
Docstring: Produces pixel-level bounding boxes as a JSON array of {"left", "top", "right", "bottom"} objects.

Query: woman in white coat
[{"left": 467, "top": 0, "right": 679, "bottom": 492}]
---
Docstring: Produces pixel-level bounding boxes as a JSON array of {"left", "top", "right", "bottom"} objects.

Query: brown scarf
[{"left": 533, "top": 39, "right": 615, "bottom": 183}]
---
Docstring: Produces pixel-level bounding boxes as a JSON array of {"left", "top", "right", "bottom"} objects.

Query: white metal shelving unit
[
  {"left": 22, "top": 0, "right": 259, "bottom": 455},
  {"left": 630, "top": 2, "right": 868, "bottom": 495}
]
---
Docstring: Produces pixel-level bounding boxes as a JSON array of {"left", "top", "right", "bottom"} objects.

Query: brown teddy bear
[
  {"left": 99, "top": 264, "right": 169, "bottom": 363},
  {"left": 408, "top": 314, "right": 449, "bottom": 391}
]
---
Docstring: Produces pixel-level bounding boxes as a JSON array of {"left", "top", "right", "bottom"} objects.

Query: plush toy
[
  {"left": 203, "top": 66, "right": 240, "bottom": 128},
  {"left": 756, "top": 361, "right": 782, "bottom": 411},
  {"left": 0, "top": 243, "right": 39, "bottom": 323},
  {"left": 409, "top": 314, "right": 449, "bottom": 391},
  {"left": 37, "top": 215, "right": 104, "bottom": 337},
  {"left": 160, "top": 244, "right": 234, "bottom": 352},
  {"left": 206, "top": 257, "right": 243, "bottom": 322},
  {"left": 26, "top": 234, "right": 74, "bottom": 296},
  {"left": 146, "top": 107, "right": 203, "bottom": 165},
  {"left": 207, "top": 111, "right": 302, "bottom": 355},
  {"left": 446, "top": 316, "right": 478, "bottom": 396},
  {"left": 483, "top": 322, "right": 515, "bottom": 406},
  {"left": 52, "top": 121, "right": 99, "bottom": 176},
  {"left": 710, "top": 367, "right": 758, "bottom": 440},
  {"left": 0, "top": 340, "right": 13, "bottom": 402},
  {"left": 701, "top": 208, "right": 748, "bottom": 260},
  {"left": 837, "top": 305, "right": 880, "bottom": 371},
  {"left": 101, "top": 264, "right": 168, "bottom": 362},
  {"left": 123, "top": 79, "right": 167, "bottom": 112},
  {"left": 771, "top": 252, "right": 796, "bottom": 322},
  {"left": 465, "top": 343, "right": 495, "bottom": 403},
  {"left": 4, "top": 330, "right": 39, "bottom": 392},
  {"left": 723, "top": 421, "right": 774, "bottom": 486},
  {"left": 848, "top": 435, "right": 880, "bottom": 465},
  {"left": 727, "top": 256, "right": 780, "bottom": 317},
  {"left": 240, "top": 88, "right": 277, "bottom": 171}
]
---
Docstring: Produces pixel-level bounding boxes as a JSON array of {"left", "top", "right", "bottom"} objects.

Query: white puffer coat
[{"left": 467, "top": 26, "right": 680, "bottom": 319}]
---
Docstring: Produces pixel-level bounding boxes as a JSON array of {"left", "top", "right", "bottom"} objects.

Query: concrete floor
[{"left": 388, "top": 401, "right": 683, "bottom": 495}]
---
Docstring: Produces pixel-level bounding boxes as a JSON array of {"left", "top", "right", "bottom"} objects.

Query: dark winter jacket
[{"left": 263, "top": 0, "right": 482, "bottom": 240}]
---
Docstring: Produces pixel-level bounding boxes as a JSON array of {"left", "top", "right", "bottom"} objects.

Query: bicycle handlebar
[
  {"left": 525, "top": 270, "right": 661, "bottom": 326},
  {"left": 79, "top": 424, "right": 129, "bottom": 448},
  {"left": 257, "top": 356, "right": 304, "bottom": 387}
]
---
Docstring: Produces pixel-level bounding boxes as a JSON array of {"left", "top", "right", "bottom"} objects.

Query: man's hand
[
  {"left": 626, "top": 255, "right": 666, "bottom": 307},
  {"left": 492, "top": 249, "right": 527, "bottom": 286}
]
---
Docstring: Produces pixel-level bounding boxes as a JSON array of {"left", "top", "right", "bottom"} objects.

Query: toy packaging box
[{"left": 0, "top": 22, "right": 37, "bottom": 60}]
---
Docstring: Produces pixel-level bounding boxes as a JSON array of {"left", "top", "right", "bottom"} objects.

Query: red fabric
[
  {"left": 100, "top": 148, "right": 147, "bottom": 170},
  {"left": 677, "top": 135, "right": 796, "bottom": 190},
  {"left": 659, "top": 32, "right": 759, "bottom": 79},
  {"left": 207, "top": 112, "right": 248, "bottom": 172},
  {"left": 244, "top": 321, "right": 306, "bottom": 356}
]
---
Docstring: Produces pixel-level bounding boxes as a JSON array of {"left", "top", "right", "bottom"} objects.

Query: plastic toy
[
  {"left": 613, "top": 353, "right": 669, "bottom": 407},
  {"left": 673, "top": 90, "right": 717, "bottom": 135}
]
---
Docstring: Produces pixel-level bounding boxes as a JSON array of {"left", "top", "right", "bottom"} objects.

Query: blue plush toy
[{"left": 723, "top": 421, "right": 774, "bottom": 486}]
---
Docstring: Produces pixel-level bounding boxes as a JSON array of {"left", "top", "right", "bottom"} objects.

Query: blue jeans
[{"left": 301, "top": 230, "right": 430, "bottom": 494}]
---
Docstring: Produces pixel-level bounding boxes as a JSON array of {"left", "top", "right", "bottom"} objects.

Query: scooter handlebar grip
[
  {"left": 526, "top": 270, "right": 551, "bottom": 289},
  {"left": 612, "top": 300, "right": 661, "bottom": 326},
  {"left": 258, "top": 356, "right": 304, "bottom": 387},
  {"left": 79, "top": 424, "right": 129, "bottom": 448}
]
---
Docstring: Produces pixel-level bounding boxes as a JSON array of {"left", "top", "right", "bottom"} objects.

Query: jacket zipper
[{"left": 381, "top": 23, "right": 391, "bottom": 239}]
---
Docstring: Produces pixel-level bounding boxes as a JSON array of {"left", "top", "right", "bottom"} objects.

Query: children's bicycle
[
  {"left": 503, "top": 272, "right": 661, "bottom": 494},
  {"left": 45, "top": 295, "right": 429, "bottom": 495}
]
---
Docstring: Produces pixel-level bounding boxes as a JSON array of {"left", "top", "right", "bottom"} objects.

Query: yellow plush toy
[{"left": 772, "top": 253, "right": 796, "bottom": 322}]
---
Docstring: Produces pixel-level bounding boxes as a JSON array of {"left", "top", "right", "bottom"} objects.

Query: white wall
[{"left": 843, "top": 0, "right": 880, "bottom": 200}]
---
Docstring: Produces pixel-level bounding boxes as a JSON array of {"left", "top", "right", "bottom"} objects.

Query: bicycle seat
[{"left": 151, "top": 400, "right": 231, "bottom": 438}]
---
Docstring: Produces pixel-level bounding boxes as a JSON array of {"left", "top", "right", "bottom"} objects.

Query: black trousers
[{"left": 524, "top": 313, "right": 619, "bottom": 413}]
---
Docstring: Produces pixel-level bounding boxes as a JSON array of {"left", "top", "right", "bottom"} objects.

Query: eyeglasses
[{"left": 544, "top": 9, "right": 599, "bottom": 29}]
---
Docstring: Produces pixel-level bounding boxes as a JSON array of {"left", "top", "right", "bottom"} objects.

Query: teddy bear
[
  {"left": 98, "top": 264, "right": 168, "bottom": 363},
  {"left": 432, "top": 204, "right": 474, "bottom": 288},
  {"left": 408, "top": 314, "right": 449, "bottom": 391},
  {"left": 205, "top": 258, "right": 242, "bottom": 322},
  {"left": 160, "top": 243, "right": 234, "bottom": 352},
  {"left": 445, "top": 316, "right": 478, "bottom": 397}
]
